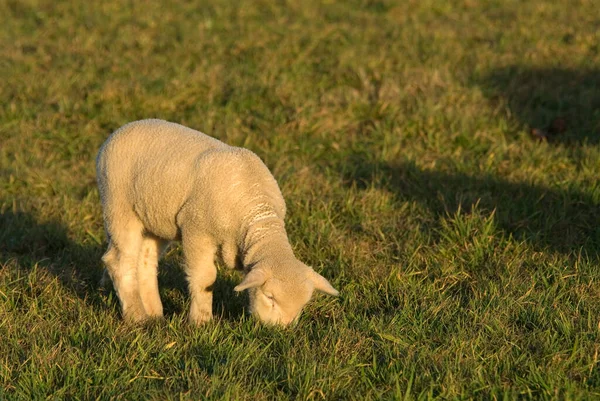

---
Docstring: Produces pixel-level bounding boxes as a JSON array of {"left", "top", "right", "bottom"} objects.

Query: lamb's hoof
[
  {"left": 123, "top": 307, "right": 149, "bottom": 325},
  {"left": 141, "top": 316, "right": 167, "bottom": 330},
  {"left": 188, "top": 311, "right": 213, "bottom": 326}
]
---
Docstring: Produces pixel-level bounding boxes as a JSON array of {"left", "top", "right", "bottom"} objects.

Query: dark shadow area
[
  {"left": 343, "top": 155, "right": 600, "bottom": 260},
  {"left": 0, "top": 210, "right": 108, "bottom": 310},
  {"left": 0, "top": 211, "right": 246, "bottom": 321},
  {"left": 477, "top": 66, "right": 600, "bottom": 144},
  {"left": 157, "top": 255, "right": 247, "bottom": 321},
  {"left": 212, "top": 270, "right": 247, "bottom": 321}
]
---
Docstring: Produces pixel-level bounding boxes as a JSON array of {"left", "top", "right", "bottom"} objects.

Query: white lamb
[{"left": 96, "top": 119, "right": 338, "bottom": 326}]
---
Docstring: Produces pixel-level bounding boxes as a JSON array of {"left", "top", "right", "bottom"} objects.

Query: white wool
[
  {"left": 245, "top": 202, "right": 279, "bottom": 225},
  {"left": 96, "top": 119, "right": 338, "bottom": 326}
]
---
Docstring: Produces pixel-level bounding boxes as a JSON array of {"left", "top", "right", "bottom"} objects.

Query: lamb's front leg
[{"left": 182, "top": 234, "right": 217, "bottom": 324}]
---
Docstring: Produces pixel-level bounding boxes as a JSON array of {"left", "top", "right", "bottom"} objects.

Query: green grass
[{"left": 1, "top": 0, "right": 600, "bottom": 399}]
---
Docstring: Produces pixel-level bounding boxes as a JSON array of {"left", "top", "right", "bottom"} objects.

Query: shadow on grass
[
  {"left": 0, "top": 210, "right": 245, "bottom": 321},
  {"left": 0, "top": 210, "right": 107, "bottom": 308},
  {"left": 344, "top": 156, "right": 600, "bottom": 259},
  {"left": 156, "top": 255, "right": 247, "bottom": 321},
  {"left": 477, "top": 66, "right": 600, "bottom": 144}
]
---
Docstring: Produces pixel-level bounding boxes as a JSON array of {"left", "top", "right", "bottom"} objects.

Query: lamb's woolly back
[{"left": 97, "top": 119, "right": 285, "bottom": 242}]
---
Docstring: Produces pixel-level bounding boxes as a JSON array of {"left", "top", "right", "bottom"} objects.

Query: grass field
[{"left": 1, "top": 0, "right": 600, "bottom": 399}]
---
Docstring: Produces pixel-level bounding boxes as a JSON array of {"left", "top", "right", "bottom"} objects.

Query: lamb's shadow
[
  {"left": 0, "top": 210, "right": 109, "bottom": 310},
  {"left": 0, "top": 210, "right": 246, "bottom": 321},
  {"left": 344, "top": 156, "right": 600, "bottom": 260},
  {"left": 477, "top": 66, "right": 600, "bottom": 144}
]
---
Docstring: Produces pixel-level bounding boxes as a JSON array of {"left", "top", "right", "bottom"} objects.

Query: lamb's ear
[
  {"left": 309, "top": 270, "right": 339, "bottom": 296},
  {"left": 234, "top": 269, "right": 268, "bottom": 292}
]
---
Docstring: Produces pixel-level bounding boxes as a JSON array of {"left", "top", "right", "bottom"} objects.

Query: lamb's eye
[{"left": 264, "top": 293, "right": 275, "bottom": 307}]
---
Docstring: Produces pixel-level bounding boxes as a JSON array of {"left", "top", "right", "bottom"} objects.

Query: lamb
[{"left": 96, "top": 119, "right": 338, "bottom": 326}]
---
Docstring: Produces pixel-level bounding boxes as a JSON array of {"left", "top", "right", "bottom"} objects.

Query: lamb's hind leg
[
  {"left": 137, "top": 235, "right": 168, "bottom": 318},
  {"left": 182, "top": 233, "right": 217, "bottom": 325},
  {"left": 102, "top": 216, "right": 147, "bottom": 323}
]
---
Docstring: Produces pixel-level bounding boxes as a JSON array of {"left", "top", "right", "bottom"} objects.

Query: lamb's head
[{"left": 234, "top": 260, "right": 338, "bottom": 326}]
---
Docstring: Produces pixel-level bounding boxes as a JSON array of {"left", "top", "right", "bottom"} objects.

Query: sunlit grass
[{"left": 1, "top": 0, "right": 600, "bottom": 399}]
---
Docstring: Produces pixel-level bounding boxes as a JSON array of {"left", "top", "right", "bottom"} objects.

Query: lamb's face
[
  {"left": 234, "top": 261, "right": 339, "bottom": 326},
  {"left": 248, "top": 276, "right": 314, "bottom": 325}
]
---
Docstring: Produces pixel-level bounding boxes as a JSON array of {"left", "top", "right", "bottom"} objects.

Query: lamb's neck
[{"left": 241, "top": 219, "right": 295, "bottom": 268}]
